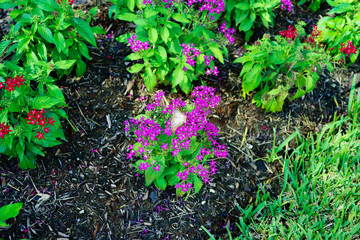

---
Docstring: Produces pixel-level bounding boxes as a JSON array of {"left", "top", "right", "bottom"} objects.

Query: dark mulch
[{"left": 1, "top": 1, "right": 358, "bottom": 240}]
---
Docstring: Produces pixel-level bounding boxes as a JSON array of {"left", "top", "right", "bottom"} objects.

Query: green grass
[{"left": 203, "top": 75, "right": 360, "bottom": 240}]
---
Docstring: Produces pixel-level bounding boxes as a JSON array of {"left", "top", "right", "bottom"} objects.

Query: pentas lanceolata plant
[
  {"left": 224, "top": 0, "right": 280, "bottom": 41},
  {"left": 317, "top": 1, "right": 360, "bottom": 64},
  {"left": 0, "top": 0, "right": 103, "bottom": 77},
  {"left": 0, "top": 64, "right": 67, "bottom": 169},
  {"left": 337, "top": 41, "right": 358, "bottom": 65},
  {"left": 116, "top": 0, "right": 230, "bottom": 93},
  {"left": 234, "top": 22, "right": 332, "bottom": 112},
  {"left": 125, "top": 86, "right": 227, "bottom": 195}
]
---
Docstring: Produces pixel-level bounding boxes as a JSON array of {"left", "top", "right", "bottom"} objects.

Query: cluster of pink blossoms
[
  {"left": 142, "top": 0, "right": 152, "bottom": 4},
  {"left": 125, "top": 86, "right": 227, "bottom": 193},
  {"left": 279, "top": 25, "right": 299, "bottom": 40},
  {"left": 0, "top": 75, "right": 26, "bottom": 93},
  {"left": 219, "top": 22, "right": 235, "bottom": 44},
  {"left": 180, "top": 43, "right": 219, "bottom": 76},
  {"left": 127, "top": 34, "right": 150, "bottom": 52},
  {"left": 280, "top": 0, "right": 292, "bottom": 12},
  {"left": 339, "top": 41, "right": 357, "bottom": 58},
  {"left": 187, "top": 0, "right": 225, "bottom": 16}
]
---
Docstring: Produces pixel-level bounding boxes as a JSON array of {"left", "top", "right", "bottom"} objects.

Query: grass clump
[{"left": 203, "top": 75, "right": 360, "bottom": 239}]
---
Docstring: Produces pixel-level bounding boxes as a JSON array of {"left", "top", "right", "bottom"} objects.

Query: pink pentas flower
[
  {"left": 139, "top": 162, "right": 150, "bottom": 171},
  {"left": 127, "top": 34, "right": 149, "bottom": 52},
  {"left": 153, "top": 164, "right": 161, "bottom": 172},
  {"left": 161, "top": 143, "right": 168, "bottom": 150},
  {"left": 218, "top": 22, "right": 235, "bottom": 44},
  {"left": 280, "top": 0, "right": 292, "bottom": 12}
]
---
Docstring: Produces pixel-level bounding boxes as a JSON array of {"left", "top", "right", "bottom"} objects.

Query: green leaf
[
  {"left": 157, "top": 46, "right": 167, "bottom": 61},
  {"left": 125, "top": 52, "right": 142, "bottom": 61},
  {"left": 154, "top": 177, "right": 167, "bottom": 190},
  {"left": 144, "top": 67, "right": 157, "bottom": 92},
  {"left": 148, "top": 27, "right": 158, "bottom": 44},
  {"left": 0, "top": 40, "right": 11, "bottom": 57},
  {"left": 26, "top": 143, "right": 44, "bottom": 156},
  {"left": 240, "top": 62, "right": 255, "bottom": 77},
  {"left": 209, "top": 46, "right": 224, "bottom": 64},
  {"left": 242, "top": 64, "right": 262, "bottom": 92},
  {"left": 172, "top": 67, "right": 185, "bottom": 87},
  {"left": 328, "top": 3, "right": 353, "bottom": 14},
  {"left": 116, "top": 13, "right": 138, "bottom": 21},
  {"left": 78, "top": 41, "right": 91, "bottom": 60},
  {"left": 31, "top": 96, "right": 61, "bottom": 109},
  {"left": 38, "top": 26, "right": 55, "bottom": 44},
  {"left": 235, "top": 2, "right": 250, "bottom": 10},
  {"left": 128, "top": 63, "right": 144, "bottom": 73},
  {"left": 76, "top": 60, "right": 86, "bottom": 76},
  {"left": 267, "top": 88, "right": 282, "bottom": 95},
  {"left": 54, "top": 32, "right": 65, "bottom": 53},
  {"left": 37, "top": 42, "right": 47, "bottom": 61},
  {"left": 0, "top": 203, "right": 23, "bottom": 227},
  {"left": 193, "top": 176, "right": 202, "bottom": 194},
  {"left": 54, "top": 60, "right": 76, "bottom": 70},
  {"left": 72, "top": 18, "right": 97, "bottom": 47},
  {"left": 172, "top": 13, "right": 191, "bottom": 23},
  {"left": 160, "top": 27, "right": 170, "bottom": 43},
  {"left": 144, "top": 7, "right": 158, "bottom": 18},
  {"left": 126, "top": 0, "right": 135, "bottom": 11},
  {"left": 46, "top": 84, "right": 65, "bottom": 104},
  {"left": 34, "top": 0, "right": 59, "bottom": 11},
  {"left": 91, "top": 26, "right": 106, "bottom": 34}
]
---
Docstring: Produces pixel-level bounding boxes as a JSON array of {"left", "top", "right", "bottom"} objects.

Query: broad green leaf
[
  {"left": 72, "top": 18, "right": 97, "bottom": 47},
  {"left": 26, "top": 143, "right": 44, "bottom": 156},
  {"left": 91, "top": 26, "right": 106, "bottom": 34},
  {"left": 46, "top": 84, "right": 65, "bottom": 104},
  {"left": 38, "top": 26, "right": 55, "bottom": 44},
  {"left": 179, "top": 75, "right": 191, "bottom": 94},
  {"left": 31, "top": 96, "right": 61, "bottom": 109},
  {"left": 34, "top": 0, "right": 59, "bottom": 12},
  {"left": 78, "top": 41, "right": 91, "bottom": 60},
  {"left": 193, "top": 176, "right": 202, "bottom": 194},
  {"left": 160, "top": 27, "right": 170, "bottom": 43},
  {"left": 116, "top": 13, "right": 138, "bottom": 21},
  {"left": 76, "top": 60, "right": 86, "bottom": 76},
  {"left": 154, "top": 177, "right": 167, "bottom": 190},
  {"left": 242, "top": 64, "right": 262, "bottom": 92},
  {"left": 54, "top": 32, "right": 65, "bottom": 53},
  {"left": 158, "top": 46, "right": 167, "bottom": 61},
  {"left": 209, "top": 46, "right": 224, "bottom": 64},
  {"left": 148, "top": 28, "right": 158, "bottom": 43},
  {"left": 37, "top": 42, "right": 47, "bottom": 61},
  {"left": 172, "top": 13, "right": 191, "bottom": 23},
  {"left": 144, "top": 66, "right": 156, "bottom": 92},
  {"left": 126, "top": 0, "right": 135, "bottom": 11},
  {"left": 328, "top": 3, "right": 353, "bottom": 14},
  {"left": 0, "top": 40, "right": 11, "bottom": 57},
  {"left": 0, "top": 203, "right": 23, "bottom": 227},
  {"left": 172, "top": 67, "right": 185, "bottom": 87},
  {"left": 128, "top": 63, "right": 144, "bottom": 73},
  {"left": 54, "top": 60, "right": 76, "bottom": 70},
  {"left": 240, "top": 62, "right": 255, "bottom": 77},
  {"left": 144, "top": 7, "right": 158, "bottom": 18},
  {"left": 235, "top": 2, "right": 250, "bottom": 10},
  {"left": 125, "top": 53, "right": 142, "bottom": 61}
]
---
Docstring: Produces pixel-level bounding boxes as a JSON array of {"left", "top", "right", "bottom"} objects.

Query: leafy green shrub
[
  {"left": 224, "top": 0, "right": 279, "bottom": 41},
  {"left": 108, "top": 0, "right": 145, "bottom": 20},
  {"left": 298, "top": 0, "right": 326, "bottom": 12},
  {"left": 0, "top": 0, "right": 102, "bottom": 77},
  {"left": 317, "top": 0, "right": 360, "bottom": 63},
  {"left": 116, "top": 0, "right": 230, "bottom": 93},
  {"left": 0, "top": 61, "right": 68, "bottom": 169},
  {"left": 125, "top": 86, "right": 227, "bottom": 196},
  {"left": 234, "top": 22, "right": 332, "bottom": 112}
]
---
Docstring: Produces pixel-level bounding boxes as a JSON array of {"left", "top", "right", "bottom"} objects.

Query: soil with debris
[{"left": 1, "top": 2, "right": 359, "bottom": 240}]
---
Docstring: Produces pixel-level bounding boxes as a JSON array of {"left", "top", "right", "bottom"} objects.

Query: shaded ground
[{"left": 1, "top": 2, "right": 359, "bottom": 240}]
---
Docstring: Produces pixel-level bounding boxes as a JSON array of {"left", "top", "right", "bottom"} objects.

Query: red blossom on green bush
[
  {"left": 0, "top": 122, "right": 12, "bottom": 139},
  {"left": 279, "top": 25, "right": 299, "bottom": 40},
  {"left": 340, "top": 41, "right": 357, "bottom": 58}
]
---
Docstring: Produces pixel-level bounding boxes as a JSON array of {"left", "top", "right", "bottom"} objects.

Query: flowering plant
[
  {"left": 0, "top": 63, "right": 67, "bottom": 169},
  {"left": 234, "top": 22, "right": 332, "bottom": 112},
  {"left": 0, "top": 0, "right": 103, "bottom": 77},
  {"left": 298, "top": 0, "right": 325, "bottom": 12},
  {"left": 125, "top": 86, "right": 227, "bottom": 195},
  {"left": 116, "top": 0, "right": 231, "bottom": 93},
  {"left": 224, "top": 0, "right": 280, "bottom": 41},
  {"left": 317, "top": 1, "right": 360, "bottom": 63}
]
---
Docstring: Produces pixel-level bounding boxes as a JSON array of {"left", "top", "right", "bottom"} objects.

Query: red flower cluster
[
  {"left": 24, "top": 109, "right": 55, "bottom": 140},
  {"left": 0, "top": 122, "right": 12, "bottom": 139},
  {"left": 279, "top": 26, "right": 299, "bottom": 40},
  {"left": 0, "top": 75, "right": 25, "bottom": 93},
  {"left": 306, "top": 26, "right": 322, "bottom": 44},
  {"left": 340, "top": 41, "right": 357, "bottom": 58},
  {"left": 56, "top": 0, "right": 74, "bottom": 5}
]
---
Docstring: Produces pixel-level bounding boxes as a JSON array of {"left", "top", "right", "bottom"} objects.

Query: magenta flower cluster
[
  {"left": 127, "top": 34, "right": 150, "bottom": 52},
  {"left": 143, "top": 0, "right": 152, "bottom": 4},
  {"left": 180, "top": 43, "right": 219, "bottom": 76},
  {"left": 124, "top": 86, "right": 227, "bottom": 193},
  {"left": 219, "top": 22, "right": 236, "bottom": 44},
  {"left": 280, "top": 0, "right": 292, "bottom": 12}
]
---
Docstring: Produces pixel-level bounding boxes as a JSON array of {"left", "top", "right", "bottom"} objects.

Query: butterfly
[{"left": 171, "top": 109, "right": 187, "bottom": 131}]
